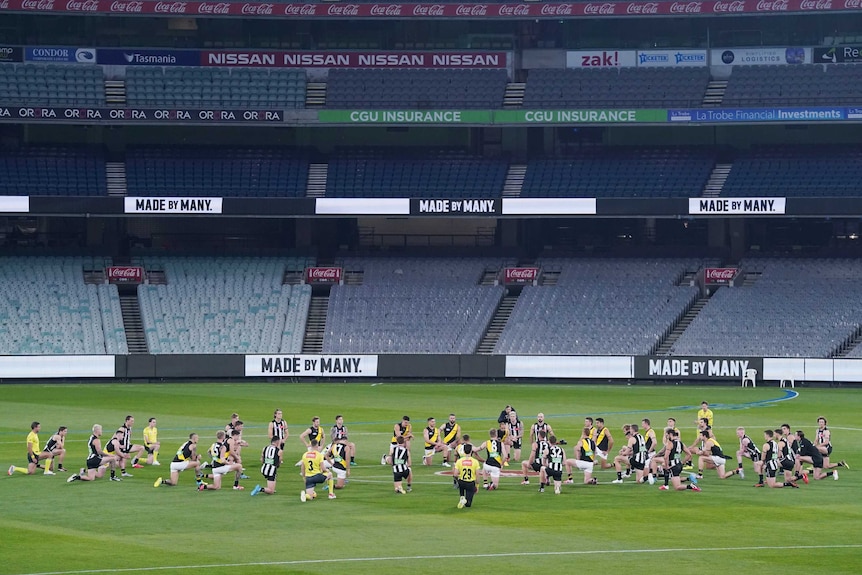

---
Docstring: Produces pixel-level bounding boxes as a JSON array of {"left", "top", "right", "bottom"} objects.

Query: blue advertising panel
[
  {"left": 96, "top": 48, "right": 201, "bottom": 66},
  {"left": 25, "top": 46, "right": 96, "bottom": 63},
  {"left": 668, "top": 107, "right": 846, "bottom": 123}
]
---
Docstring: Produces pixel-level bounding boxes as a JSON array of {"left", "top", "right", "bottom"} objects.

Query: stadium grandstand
[{"left": 3, "top": 6, "right": 862, "bottom": 385}]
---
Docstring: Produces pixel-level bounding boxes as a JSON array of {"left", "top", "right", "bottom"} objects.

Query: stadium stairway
[
  {"left": 105, "top": 79, "right": 126, "bottom": 106},
  {"left": 653, "top": 295, "right": 710, "bottom": 355},
  {"left": 540, "top": 269, "right": 560, "bottom": 285},
  {"left": 502, "top": 164, "right": 527, "bottom": 198},
  {"left": 105, "top": 162, "right": 128, "bottom": 197},
  {"left": 306, "top": 82, "right": 327, "bottom": 108},
  {"left": 832, "top": 325, "right": 862, "bottom": 357},
  {"left": 283, "top": 268, "right": 304, "bottom": 285},
  {"left": 476, "top": 294, "right": 518, "bottom": 354},
  {"left": 702, "top": 79, "right": 727, "bottom": 107},
  {"left": 343, "top": 270, "right": 364, "bottom": 285},
  {"left": 302, "top": 295, "right": 328, "bottom": 353},
  {"left": 742, "top": 271, "right": 761, "bottom": 286},
  {"left": 119, "top": 292, "right": 149, "bottom": 354},
  {"left": 701, "top": 163, "right": 732, "bottom": 198},
  {"left": 503, "top": 82, "right": 525, "bottom": 109},
  {"left": 306, "top": 164, "right": 328, "bottom": 198}
]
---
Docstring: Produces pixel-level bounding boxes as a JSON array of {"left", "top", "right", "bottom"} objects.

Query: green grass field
[{"left": 2, "top": 382, "right": 860, "bottom": 575}]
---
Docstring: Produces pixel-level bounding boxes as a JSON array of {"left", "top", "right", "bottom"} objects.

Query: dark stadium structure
[{"left": 3, "top": 6, "right": 862, "bottom": 384}]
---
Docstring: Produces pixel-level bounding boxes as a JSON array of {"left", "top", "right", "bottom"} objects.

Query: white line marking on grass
[{"left": 15, "top": 544, "right": 862, "bottom": 575}]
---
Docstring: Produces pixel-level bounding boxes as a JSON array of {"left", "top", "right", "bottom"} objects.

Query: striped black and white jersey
[
  {"left": 668, "top": 439, "right": 684, "bottom": 466},
  {"left": 390, "top": 444, "right": 410, "bottom": 474},
  {"left": 87, "top": 434, "right": 100, "bottom": 461},
  {"left": 119, "top": 425, "right": 131, "bottom": 450},
  {"left": 533, "top": 439, "right": 550, "bottom": 464},
  {"left": 270, "top": 419, "right": 286, "bottom": 442},
  {"left": 633, "top": 433, "right": 648, "bottom": 464},
  {"left": 740, "top": 434, "right": 761, "bottom": 459},
  {"left": 260, "top": 444, "right": 280, "bottom": 477},
  {"left": 545, "top": 444, "right": 565, "bottom": 473}
]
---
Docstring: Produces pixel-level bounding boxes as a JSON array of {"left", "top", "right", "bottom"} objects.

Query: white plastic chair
[
  {"left": 742, "top": 368, "right": 757, "bottom": 387},
  {"left": 780, "top": 378, "right": 795, "bottom": 388}
]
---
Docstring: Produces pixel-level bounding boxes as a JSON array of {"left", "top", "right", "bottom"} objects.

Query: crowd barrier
[{"left": 0, "top": 353, "right": 859, "bottom": 383}]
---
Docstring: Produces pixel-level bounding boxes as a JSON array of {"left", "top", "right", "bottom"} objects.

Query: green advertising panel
[
  {"left": 317, "top": 110, "right": 492, "bottom": 124},
  {"left": 318, "top": 109, "right": 668, "bottom": 125},
  {"left": 495, "top": 109, "right": 668, "bottom": 124}
]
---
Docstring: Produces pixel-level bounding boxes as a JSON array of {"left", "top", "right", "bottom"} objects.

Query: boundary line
[{"left": 14, "top": 544, "right": 862, "bottom": 575}]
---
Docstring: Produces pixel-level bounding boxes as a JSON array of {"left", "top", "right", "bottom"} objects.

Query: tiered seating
[
  {"left": 137, "top": 257, "right": 313, "bottom": 354},
  {"left": 0, "top": 257, "right": 127, "bottom": 354},
  {"left": 0, "top": 146, "right": 107, "bottom": 196},
  {"left": 723, "top": 64, "right": 862, "bottom": 106},
  {"left": 522, "top": 147, "right": 715, "bottom": 198},
  {"left": 326, "top": 69, "right": 508, "bottom": 109},
  {"left": 670, "top": 258, "right": 862, "bottom": 358},
  {"left": 495, "top": 259, "right": 702, "bottom": 355},
  {"left": 323, "top": 257, "right": 509, "bottom": 353},
  {"left": 523, "top": 67, "right": 709, "bottom": 108},
  {"left": 722, "top": 145, "right": 862, "bottom": 197},
  {"left": 125, "top": 147, "right": 309, "bottom": 197},
  {"left": 126, "top": 67, "right": 306, "bottom": 109},
  {"left": 0, "top": 64, "right": 104, "bottom": 106},
  {"left": 326, "top": 148, "right": 507, "bottom": 198}
]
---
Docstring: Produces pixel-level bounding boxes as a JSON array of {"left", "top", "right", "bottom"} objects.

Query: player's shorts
[
  {"left": 512, "top": 439, "right": 522, "bottom": 450},
  {"left": 333, "top": 466, "right": 347, "bottom": 480},
  {"left": 263, "top": 472, "right": 277, "bottom": 482},
  {"left": 743, "top": 450, "right": 760, "bottom": 461},
  {"left": 28, "top": 453, "right": 39, "bottom": 464},
  {"left": 596, "top": 449, "right": 608, "bottom": 461},
  {"left": 393, "top": 469, "right": 410, "bottom": 482},
  {"left": 545, "top": 468, "right": 562, "bottom": 481},
  {"left": 528, "top": 461, "right": 542, "bottom": 472},
  {"left": 825, "top": 444, "right": 833, "bottom": 456},
  {"left": 86, "top": 455, "right": 103, "bottom": 469},
  {"left": 711, "top": 455, "right": 727, "bottom": 467},
  {"left": 424, "top": 448, "right": 436, "bottom": 458},
  {"left": 645, "top": 454, "right": 654, "bottom": 470},
  {"left": 669, "top": 463, "right": 683, "bottom": 477},
  {"left": 170, "top": 461, "right": 190, "bottom": 472},
  {"left": 765, "top": 461, "right": 778, "bottom": 478},
  {"left": 482, "top": 462, "right": 501, "bottom": 478},
  {"left": 574, "top": 460, "right": 594, "bottom": 473},
  {"left": 305, "top": 473, "right": 327, "bottom": 488},
  {"left": 780, "top": 459, "right": 795, "bottom": 472},
  {"left": 212, "top": 464, "right": 233, "bottom": 476},
  {"left": 628, "top": 456, "right": 645, "bottom": 471},
  {"left": 145, "top": 445, "right": 156, "bottom": 454},
  {"left": 811, "top": 452, "right": 824, "bottom": 468}
]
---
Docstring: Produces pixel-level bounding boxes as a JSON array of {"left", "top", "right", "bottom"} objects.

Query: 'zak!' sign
[
  {"left": 245, "top": 354, "right": 379, "bottom": 377},
  {"left": 410, "top": 198, "right": 500, "bottom": 215},
  {"left": 635, "top": 356, "right": 762, "bottom": 380}
]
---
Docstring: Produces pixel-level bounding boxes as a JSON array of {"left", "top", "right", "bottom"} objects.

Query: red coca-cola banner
[
  {"left": 503, "top": 267, "right": 539, "bottom": 285},
  {"left": 305, "top": 266, "right": 342, "bottom": 285},
  {"left": 0, "top": 0, "right": 851, "bottom": 18},
  {"left": 703, "top": 267, "right": 738, "bottom": 285},
  {"left": 106, "top": 266, "right": 144, "bottom": 284}
]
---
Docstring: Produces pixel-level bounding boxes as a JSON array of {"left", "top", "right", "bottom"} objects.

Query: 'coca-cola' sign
[
  {"left": 0, "top": 0, "right": 854, "bottom": 17},
  {"left": 503, "top": 267, "right": 540, "bottom": 284},
  {"left": 106, "top": 266, "right": 144, "bottom": 284},
  {"left": 703, "top": 267, "right": 738, "bottom": 285},
  {"left": 305, "top": 266, "right": 343, "bottom": 284}
]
